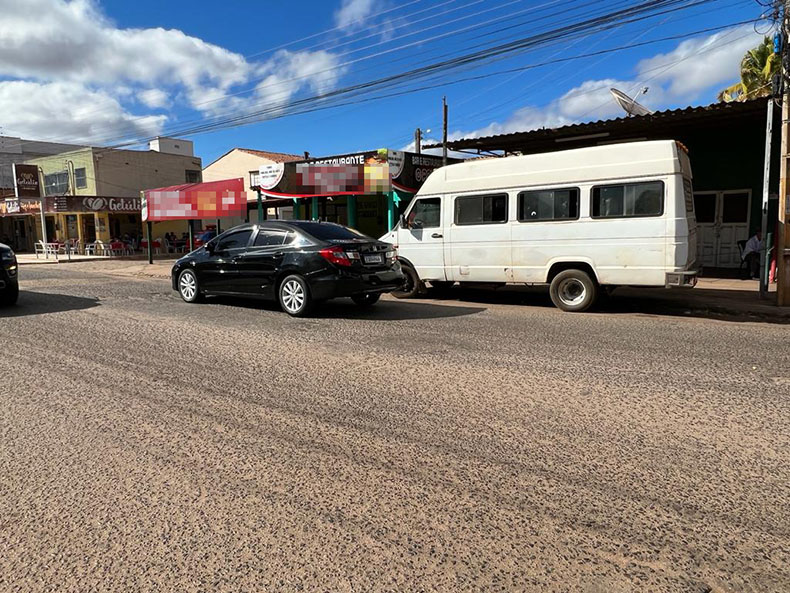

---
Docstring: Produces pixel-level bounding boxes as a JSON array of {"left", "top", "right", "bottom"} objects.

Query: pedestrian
[{"left": 742, "top": 231, "right": 762, "bottom": 279}]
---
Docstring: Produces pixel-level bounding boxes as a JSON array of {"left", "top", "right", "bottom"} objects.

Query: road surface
[{"left": 1, "top": 262, "right": 787, "bottom": 592}]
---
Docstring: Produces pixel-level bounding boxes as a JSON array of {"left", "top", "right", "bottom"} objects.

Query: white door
[
  {"left": 399, "top": 196, "right": 446, "bottom": 281},
  {"left": 693, "top": 191, "right": 751, "bottom": 268},
  {"left": 446, "top": 192, "right": 511, "bottom": 282}
]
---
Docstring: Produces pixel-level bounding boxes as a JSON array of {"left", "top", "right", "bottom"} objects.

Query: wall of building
[
  {"left": 0, "top": 136, "right": 85, "bottom": 190},
  {"left": 93, "top": 149, "right": 202, "bottom": 197}
]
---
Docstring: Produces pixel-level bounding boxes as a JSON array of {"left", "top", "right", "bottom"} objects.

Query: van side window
[
  {"left": 407, "top": 197, "right": 441, "bottom": 229},
  {"left": 455, "top": 193, "right": 508, "bottom": 225},
  {"left": 592, "top": 181, "right": 664, "bottom": 218},
  {"left": 518, "top": 188, "right": 579, "bottom": 222}
]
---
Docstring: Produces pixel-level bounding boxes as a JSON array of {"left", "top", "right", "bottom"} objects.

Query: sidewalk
[{"left": 615, "top": 278, "right": 788, "bottom": 323}]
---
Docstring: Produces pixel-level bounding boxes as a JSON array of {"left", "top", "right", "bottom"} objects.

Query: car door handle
[{"left": 431, "top": 233, "right": 443, "bottom": 239}]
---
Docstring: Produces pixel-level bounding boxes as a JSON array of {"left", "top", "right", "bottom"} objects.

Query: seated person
[{"left": 742, "top": 232, "right": 762, "bottom": 279}]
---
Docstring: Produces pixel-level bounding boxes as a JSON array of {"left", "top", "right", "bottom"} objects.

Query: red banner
[{"left": 142, "top": 178, "right": 246, "bottom": 222}]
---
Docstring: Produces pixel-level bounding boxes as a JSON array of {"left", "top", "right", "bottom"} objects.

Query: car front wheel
[
  {"left": 279, "top": 274, "right": 313, "bottom": 317},
  {"left": 178, "top": 269, "right": 201, "bottom": 303},
  {"left": 0, "top": 283, "right": 19, "bottom": 306},
  {"left": 351, "top": 293, "right": 380, "bottom": 308}
]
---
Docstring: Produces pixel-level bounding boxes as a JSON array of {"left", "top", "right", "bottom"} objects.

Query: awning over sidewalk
[{"left": 142, "top": 178, "right": 246, "bottom": 222}]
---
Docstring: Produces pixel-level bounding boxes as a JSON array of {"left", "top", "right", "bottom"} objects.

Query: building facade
[{"left": 1, "top": 139, "right": 202, "bottom": 251}]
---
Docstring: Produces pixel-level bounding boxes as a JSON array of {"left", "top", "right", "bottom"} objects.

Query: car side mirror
[
  {"left": 399, "top": 214, "right": 407, "bottom": 229},
  {"left": 205, "top": 241, "right": 215, "bottom": 254}
]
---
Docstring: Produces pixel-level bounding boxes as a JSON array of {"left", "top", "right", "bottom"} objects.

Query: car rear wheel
[
  {"left": 549, "top": 269, "right": 596, "bottom": 312},
  {"left": 178, "top": 269, "right": 202, "bottom": 303},
  {"left": 392, "top": 264, "right": 422, "bottom": 299},
  {"left": 0, "top": 283, "right": 18, "bottom": 306},
  {"left": 351, "top": 293, "right": 380, "bottom": 308},
  {"left": 279, "top": 274, "right": 313, "bottom": 317}
]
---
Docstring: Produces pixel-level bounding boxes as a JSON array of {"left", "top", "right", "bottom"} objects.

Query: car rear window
[{"left": 296, "top": 222, "right": 367, "bottom": 241}]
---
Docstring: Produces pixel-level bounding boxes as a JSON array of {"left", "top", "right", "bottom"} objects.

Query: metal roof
[{"left": 425, "top": 98, "right": 771, "bottom": 154}]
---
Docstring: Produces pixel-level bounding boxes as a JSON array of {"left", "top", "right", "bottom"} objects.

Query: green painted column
[
  {"left": 347, "top": 196, "right": 357, "bottom": 229},
  {"left": 311, "top": 196, "right": 319, "bottom": 221},
  {"left": 387, "top": 191, "right": 396, "bottom": 231},
  {"left": 293, "top": 198, "right": 300, "bottom": 220},
  {"left": 256, "top": 188, "right": 264, "bottom": 223}
]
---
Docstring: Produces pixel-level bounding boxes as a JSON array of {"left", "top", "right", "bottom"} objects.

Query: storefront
[
  {"left": 250, "top": 148, "right": 449, "bottom": 238},
  {"left": 0, "top": 195, "right": 143, "bottom": 251}
]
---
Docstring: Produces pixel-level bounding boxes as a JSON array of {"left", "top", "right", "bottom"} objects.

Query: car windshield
[{"left": 296, "top": 222, "right": 368, "bottom": 241}]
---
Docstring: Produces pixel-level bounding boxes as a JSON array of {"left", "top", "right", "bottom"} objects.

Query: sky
[{"left": 0, "top": 0, "right": 771, "bottom": 164}]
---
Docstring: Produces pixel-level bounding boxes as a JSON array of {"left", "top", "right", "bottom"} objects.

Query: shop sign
[
  {"left": 48, "top": 196, "right": 142, "bottom": 213},
  {"left": 258, "top": 149, "right": 455, "bottom": 198},
  {"left": 0, "top": 198, "right": 41, "bottom": 215},
  {"left": 4, "top": 199, "right": 20, "bottom": 214},
  {"left": 13, "top": 164, "right": 40, "bottom": 197},
  {"left": 257, "top": 163, "right": 285, "bottom": 190}
]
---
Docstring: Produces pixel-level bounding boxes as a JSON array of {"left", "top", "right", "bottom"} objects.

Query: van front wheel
[
  {"left": 549, "top": 269, "right": 596, "bottom": 312},
  {"left": 392, "top": 265, "right": 422, "bottom": 299}
]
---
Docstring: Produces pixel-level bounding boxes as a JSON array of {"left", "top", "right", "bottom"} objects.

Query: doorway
[
  {"left": 693, "top": 190, "right": 751, "bottom": 268},
  {"left": 82, "top": 214, "right": 96, "bottom": 243}
]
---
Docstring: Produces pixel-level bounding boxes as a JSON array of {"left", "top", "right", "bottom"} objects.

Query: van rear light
[{"left": 319, "top": 246, "right": 352, "bottom": 267}]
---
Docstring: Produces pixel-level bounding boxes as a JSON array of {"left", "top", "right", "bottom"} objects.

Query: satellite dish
[{"left": 610, "top": 88, "right": 654, "bottom": 117}]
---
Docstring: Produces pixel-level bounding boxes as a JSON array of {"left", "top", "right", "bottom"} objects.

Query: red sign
[{"left": 142, "top": 178, "right": 246, "bottom": 222}]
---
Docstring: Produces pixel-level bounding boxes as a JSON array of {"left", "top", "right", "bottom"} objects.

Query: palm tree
[{"left": 718, "top": 37, "right": 780, "bottom": 102}]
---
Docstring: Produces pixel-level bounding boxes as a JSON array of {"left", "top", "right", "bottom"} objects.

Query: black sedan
[
  {"left": 0, "top": 242, "right": 19, "bottom": 306},
  {"left": 171, "top": 221, "right": 404, "bottom": 316}
]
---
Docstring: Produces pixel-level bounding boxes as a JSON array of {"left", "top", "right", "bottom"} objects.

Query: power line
[{"left": 99, "top": 0, "right": 730, "bottom": 148}]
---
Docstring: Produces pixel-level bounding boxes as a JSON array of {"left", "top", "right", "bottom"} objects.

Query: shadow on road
[
  {"left": 0, "top": 291, "right": 100, "bottom": 318},
  {"left": 422, "top": 286, "right": 787, "bottom": 324},
  {"left": 206, "top": 295, "right": 486, "bottom": 320}
]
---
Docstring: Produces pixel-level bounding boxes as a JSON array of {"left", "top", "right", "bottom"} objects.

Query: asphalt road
[{"left": 1, "top": 262, "right": 788, "bottom": 592}]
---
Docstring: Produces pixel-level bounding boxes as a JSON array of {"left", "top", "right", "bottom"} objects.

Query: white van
[{"left": 380, "top": 140, "right": 697, "bottom": 312}]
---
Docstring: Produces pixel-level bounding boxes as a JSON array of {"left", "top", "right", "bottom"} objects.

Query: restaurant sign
[
  {"left": 13, "top": 164, "right": 41, "bottom": 197},
  {"left": 254, "top": 149, "right": 451, "bottom": 198}
]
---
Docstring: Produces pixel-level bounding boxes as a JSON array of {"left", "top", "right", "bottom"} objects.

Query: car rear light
[{"left": 319, "top": 246, "right": 352, "bottom": 267}]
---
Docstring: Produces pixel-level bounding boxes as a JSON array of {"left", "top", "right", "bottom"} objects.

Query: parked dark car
[
  {"left": 0, "top": 242, "right": 19, "bottom": 306},
  {"left": 171, "top": 221, "right": 404, "bottom": 316}
]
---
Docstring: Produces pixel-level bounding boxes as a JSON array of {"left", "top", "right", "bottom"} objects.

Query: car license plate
[{"left": 364, "top": 254, "right": 382, "bottom": 264}]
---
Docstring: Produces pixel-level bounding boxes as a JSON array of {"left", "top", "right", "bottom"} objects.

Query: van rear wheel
[{"left": 549, "top": 269, "right": 596, "bottom": 312}]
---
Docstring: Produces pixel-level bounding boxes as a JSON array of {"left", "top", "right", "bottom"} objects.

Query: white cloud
[
  {"left": 455, "top": 25, "right": 763, "bottom": 141},
  {"left": 0, "top": 0, "right": 347, "bottom": 142},
  {"left": 0, "top": 80, "right": 166, "bottom": 143},
  {"left": 636, "top": 27, "right": 760, "bottom": 100},
  {"left": 138, "top": 89, "right": 169, "bottom": 109},
  {"left": 334, "top": 0, "right": 376, "bottom": 31}
]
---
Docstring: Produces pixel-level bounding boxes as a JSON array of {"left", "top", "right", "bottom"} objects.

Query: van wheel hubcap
[
  {"left": 282, "top": 280, "right": 305, "bottom": 312},
  {"left": 180, "top": 273, "right": 196, "bottom": 300},
  {"left": 558, "top": 278, "right": 586, "bottom": 306}
]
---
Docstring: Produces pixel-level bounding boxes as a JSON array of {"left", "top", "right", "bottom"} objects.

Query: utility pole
[
  {"left": 778, "top": 0, "right": 790, "bottom": 305},
  {"left": 442, "top": 96, "right": 448, "bottom": 167},
  {"left": 414, "top": 128, "right": 422, "bottom": 154}
]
